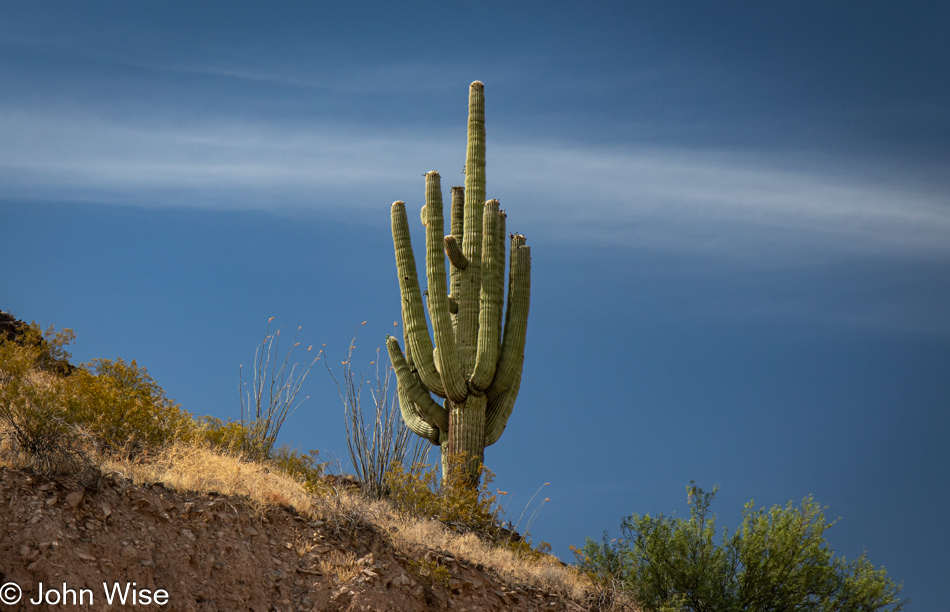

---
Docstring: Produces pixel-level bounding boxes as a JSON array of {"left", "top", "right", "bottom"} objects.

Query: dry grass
[
  {"left": 316, "top": 550, "right": 361, "bottom": 583},
  {"left": 384, "top": 514, "right": 589, "bottom": 599},
  {"left": 100, "top": 441, "right": 315, "bottom": 514},
  {"left": 1, "top": 436, "right": 592, "bottom": 601}
]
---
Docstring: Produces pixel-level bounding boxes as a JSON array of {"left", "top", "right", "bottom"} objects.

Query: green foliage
[
  {"left": 504, "top": 536, "right": 554, "bottom": 563},
  {"left": 0, "top": 322, "right": 193, "bottom": 468},
  {"left": 4, "top": 321, "right": 76, "bottom": 376},
  {"left": 573, "top": 483, "right": 904, "bottom": 612},
  {"left": 193, "top": 415, "right": 254, "bottom": 454},
  {"left": 384, "top": 454, "right": 502, "bottom": 537},
  {"left": 1, "top": 321, "right": 327, "bottom": 487},
  {"left": 269, "top": 444, "right": 324, "bottom": 493},
  {"left": 66, "top": 357, "right": 193, "bottom": 456},
  {"left": 0, "top": 326, "right": 94, "bottom": 478},
  {"left": 406, "top": 556, "right": 452, "bottom": 589}
]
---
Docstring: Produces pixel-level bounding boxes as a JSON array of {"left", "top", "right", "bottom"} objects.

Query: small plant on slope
[
  {"left": 384, "top": 453, "right": 502, "bottom": 539},
  {"left": 238, "top": 318, "right": 320, "bottom": 461},
  {"left": 327, "top": 323, "right": 430, "bottom": 499}
]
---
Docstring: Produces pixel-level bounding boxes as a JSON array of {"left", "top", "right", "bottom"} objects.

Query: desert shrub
[
  {"left": 406, "top": 556, "right": 452, "bottom": 589},
  {"left": 1, "top": 323, "right": 192, "bottom": 461},
  {"left": 190, "top": 417, "right": 326, "bottom": 492},
  {"left": 385, "top": 454, "right": 502, "bottom": 537},
  {"left": 0, "top": 324, "right": 97, "bottom": 480},
  {"left": 193, "top": 415, "right": 255, "bottom": 454},
  {"left": 1, "top": 320, "right": 326, "bottom": 489},
  {"left": 573, "top": 482, "right": 904, "bottom": 612},
  {"left": 238, "top": 319, "right": 320, "bottom": 462},
  {"left": 1, "top": 320, "right": 76, "bottom": 376},
  {"left": 65, "top": 357, "right": 194, "bottom": 456},
  {"left": 270, "top": 444, "right": 325, "bottom": 493},
  {"left": 327, "top": 325, "right": 430, "bottom": 499},
  {"left": 504, "top": 537, "right": 554, "bottom": 564}
]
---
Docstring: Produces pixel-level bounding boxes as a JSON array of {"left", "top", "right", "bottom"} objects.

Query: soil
[{"left": 0, "top": 467, "right": 590, "bottom": 611}]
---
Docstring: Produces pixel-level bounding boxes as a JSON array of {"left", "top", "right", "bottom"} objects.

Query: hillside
[
  {"left": 0, "top": 465, "right": 591, "bottom": 612},
  {"left": 3, "top": 310, "right": 904, "bottom": 611},
  {"left": 0, "top": 311, "right": 595, "bottom": 611}
]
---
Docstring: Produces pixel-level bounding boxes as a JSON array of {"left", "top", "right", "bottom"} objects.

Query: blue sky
[{"left": 2, "top": 2, "right": 948, "bottom": 607}]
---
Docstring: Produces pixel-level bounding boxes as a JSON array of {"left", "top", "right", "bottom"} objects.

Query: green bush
[
  {"left": 1, "top": 320, "right": 76, "bottom": 376},
  {"left": 384, "top": 454, "right": 502, "bottom": 537},
  {"left": 194, "top": 415, "right": 246, "bottom": 453},
  {"left": 0, "top": 323, "right": 97, "bottom": 479},
  {"left": 574, "top": 483, "right": 904, "bottom": 612},
  {"left": 66, "top": 357, "right": 194, "bottom": 456},
  {"left": 1, "top": 324, "right": 192, "bottom": 462},
  {"left": 270, "top": 444, "right": 324, "bottom": 493},
  {"left": 1, "top": 321, "right": 327, "bottom": 486},
  {"left": 406, "top": 556, "right": 452, "bottom": 589}
]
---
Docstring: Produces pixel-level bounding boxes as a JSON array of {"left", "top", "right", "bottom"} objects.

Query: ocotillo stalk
[{"left": 387, "top": 81, "right": 531, "bottom": 486}]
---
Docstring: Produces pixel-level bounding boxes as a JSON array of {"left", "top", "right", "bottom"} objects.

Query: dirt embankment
[{"left": 0, "top": 467, "right": 588, "bottom": 611}]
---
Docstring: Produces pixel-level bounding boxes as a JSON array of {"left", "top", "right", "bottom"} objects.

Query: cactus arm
[
  {"left": 397, "top": 387, "right": 441, "bottom": 444},
  {"left": 444, "top": 235, "right": 468, "bottom": 270},
  {"left": 450, "top": 186, "right": 465, "bottom": 241},
  {"left": 470, "top": 199, "right": 505, "bottom": 392},
  {"left": 387, "top": 336, "right": 449, "bottom": 433},
  {"left": 449, "top": 185, "right": 465, "bottom": 334},
  {"left": 495, "top": 209, "right": 507, "bottom": 353},
  {"left": 423, "top": 171, "right": 468, "bottom": 403},
  {"left": 487, "top": 241, "right": 530, "bottom": 397},
  {"left": 502, "top": 233, "right": 523, "bottom": 348},
  {"left": 457, "top": 81, "right": 486, "bottom": 373},
  {"left": 485, "top": 368, "right": 521, "bottom": 446},
  {"left": 391, "top": 201, "right": 446, "bottom": 398}
]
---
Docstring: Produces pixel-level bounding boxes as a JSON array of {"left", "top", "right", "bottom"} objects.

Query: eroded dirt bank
[{"left": 0, "top": 467, "right": 588, "bottom": 611}]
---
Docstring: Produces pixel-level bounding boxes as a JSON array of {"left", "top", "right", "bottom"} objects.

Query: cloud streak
[{"left": 2, "top": 108, "right": 948, "bottom": 264}]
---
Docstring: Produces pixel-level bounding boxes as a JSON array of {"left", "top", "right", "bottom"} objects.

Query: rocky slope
[{"left": 0, "top": 466, "right": 590, "bottom": 611}]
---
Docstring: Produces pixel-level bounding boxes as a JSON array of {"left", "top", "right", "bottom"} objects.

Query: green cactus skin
[{"left": 387, "top": 81, "right": 531, "bottom": 484}]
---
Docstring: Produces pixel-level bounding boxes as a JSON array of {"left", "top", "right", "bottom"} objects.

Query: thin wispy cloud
[
  {"left": 2, "top": 108, "right": 947, "bottom": 264},
  {"left": 492, "top": 144, "right": 950, "bottom": 261}
]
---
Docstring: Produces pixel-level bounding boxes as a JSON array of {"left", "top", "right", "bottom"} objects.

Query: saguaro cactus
[{"left": 387, "top": 81, "right": 531, "bottom": 485}]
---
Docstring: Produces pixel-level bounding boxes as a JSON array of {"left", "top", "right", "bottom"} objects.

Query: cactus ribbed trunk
[{"left": 388, "top": 82, "right": 531, "bottom": 486}]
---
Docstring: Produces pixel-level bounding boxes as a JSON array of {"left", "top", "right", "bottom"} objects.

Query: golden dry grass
[
  {"left": 316, "top": 549, "right": 361, "bottom": 583},
  {"left": 98, "top": 441, "right": 590, "bottom": 600},
  {"left": 101, "top": 442, "right": 315, "bottom": 513},
  {"left": 0, "top": 423, "right": 591, "bottom": 600}
]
